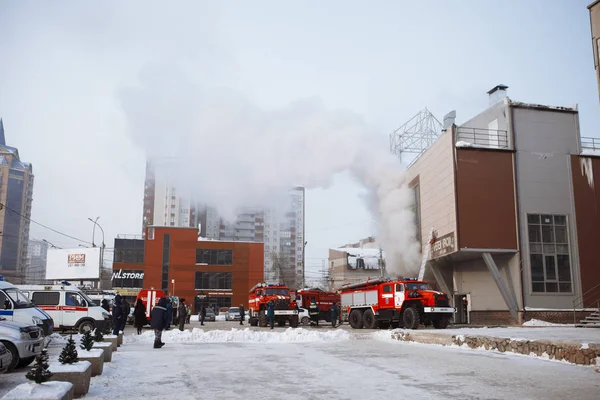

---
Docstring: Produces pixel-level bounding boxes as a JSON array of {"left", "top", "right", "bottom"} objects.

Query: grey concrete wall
[
  {"left": 512, "top": 105, "right": 582, "bottom": 309},
  {"left": 458, "top": 98, "right": 513, "bottom": 149}
]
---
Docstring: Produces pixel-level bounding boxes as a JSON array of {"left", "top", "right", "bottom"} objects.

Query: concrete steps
[{"left": 575, "top": 311, "right": 600, "bottom": 328}]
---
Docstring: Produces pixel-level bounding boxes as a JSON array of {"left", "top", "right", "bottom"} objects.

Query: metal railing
[
  {"left": 572, "top": 282, "right": 600, "bottom": 324},
  {"left": 580, "top": 136, "right": 600, "bottom": 150},
  {"left": 456, "top": 127, "right": 510, "bottom": 149}
]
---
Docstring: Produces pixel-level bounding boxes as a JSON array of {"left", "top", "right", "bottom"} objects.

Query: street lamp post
[
  {"left": 302, "top": 241, "right": 307, "bottom": 289},
  {"left": 88, "top": 217, "right": 106, "bottom": 289}
]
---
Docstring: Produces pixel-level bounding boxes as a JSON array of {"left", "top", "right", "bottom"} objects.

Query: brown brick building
[{"left": 111, "top": 226, "right": 264, "bottom": 312}]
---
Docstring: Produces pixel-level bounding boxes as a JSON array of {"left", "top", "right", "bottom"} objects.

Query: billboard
[{"left": 46, "top": 248, "right": 101, "bottom": 280}]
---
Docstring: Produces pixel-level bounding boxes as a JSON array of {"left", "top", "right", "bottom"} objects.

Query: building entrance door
[{"left": 454, "top": 294, "right": 470, "bottom": 324}]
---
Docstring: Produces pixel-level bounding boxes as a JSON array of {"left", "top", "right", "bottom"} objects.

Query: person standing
[
  {"left": 120, "top": 297, "right": 130, "bottom": 332},
  {"left": 112, "top": 295, "right": 123, "bottom": 335},
  {"left": 267, "top": 300, "right": 275, "bottom": 330},
  {"left": 309, "top": 301, "right": 320, "bottom": 326},
  {"left": 150, "top": 297, "right": 168, "bottom": 349},
  {"left": 239, "top": 304, "right": 245, "bottom": 326},
  {"left": 133, "top": 298, "right": 146, "bottom": 335},
  {"left": 330, "top": 302, "right": 340, "bottom": 328},
  {"left": 200, "top": 306, "right": 206, "bottom": 326},
  {"left": 165, "top": 299, "right": 173, "bottom": 330},
  {"left": 177, "top": 298, "right": 187, "bottom": 331}
]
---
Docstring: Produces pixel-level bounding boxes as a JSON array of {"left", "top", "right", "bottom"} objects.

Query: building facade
[
  {"left": 24, "top": 239, "right": 48, "bottom": 284},
  {"left": 405, "top": 85, "right": 599, "bottom": 325},
  {"left": 590, "top": 1, "right": 600, "bottom": 100},
  {"left": 0, "top": 119, "right": 34, "bottom": 283},
  {"left": 328, "top": 236, "right": 383, "bottom": 290},
  {"left": 112, "top": 227, "right": 264, "bottom": 312},
  {"left": 141, "top": 159, "right": 305, "bottom": 287}
]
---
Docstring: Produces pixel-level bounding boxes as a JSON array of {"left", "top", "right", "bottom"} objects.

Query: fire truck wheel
[
  {"left": 402, "top": 307, "right": 420, "bottom": 330},
  {"left": 259, "top": 311, "right": 267, "bottom": 327},
  {"left": 349, "top": 309, "right": 364, "bottom": 329},
  {"left": 277, "top": 319, "right": 286, "bottom": 327},
  {"left": 433, "top": 316, "right": 449, "bottom": 329},
  {"left": 362, "top": 309, "right": 377, "bottom": 329},
  {"left": 290, "top": 315, "right": 299, "bottom": 328}
]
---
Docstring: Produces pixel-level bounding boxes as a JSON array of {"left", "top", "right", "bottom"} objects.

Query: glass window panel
[
  {"left": 542, "top": 226, "right": 554, "bottom": 243},
  {"left": 530, "top": 254, "right": 544, "bottom": 281},
  {"left": 559, "top": 282, "right": 572, "bottom": 293},
  {"left": 543, "top": 244, "right": 556, "bottom": 254},
  {"left": 527, "top": 214, "right": 540, "bottom": 224},
  {"left": 528, "top": 225, "right": 541, "bottom": 243},
  {"left": 541, "top": 215, "right": 553, "bottom": 225},
  {"left": 544, "top": 255, "right": 556, "bottom": 281},
  {"left": 556, "top": 244, "right": 569, "bottom": 254},
  {"left": 209, "top": 250, "right": 218, "bottom": 265},
  {"left": 529, "top": 243, "right": 542, "bottom": 254},
  {"left": 554, "top": 226, "right": 567, "bottom": 244},
  {"left": 532, "top": 282, "right": 545, "bottom": 292},
  {"left": 545, "top": 282, "right": 558, "bottom": 292},
  {"left": 557, "top": 255, "right": 571, "bottom": 282},
  {"left": 554, "top": 215, "right": 566, "bottom": 226}
]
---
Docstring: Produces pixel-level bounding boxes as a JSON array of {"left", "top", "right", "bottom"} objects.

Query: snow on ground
[
  {"left": 124, "top": 327, "right": 350, "bottom": 344},
  {"left": 522, "top": 319, "right": 573, "bottom": 327},
  {"left": 377, "top": 326, "right": 600, "bottom": 344}
]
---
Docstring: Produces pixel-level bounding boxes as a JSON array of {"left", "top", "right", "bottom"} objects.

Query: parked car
[
  {"left": 0, "top": 319, "right": 44, "bottom": 372},
  {"left": 205, "top": 308, "right": 216, "bottom": 322},
  {"left": 0, "top": 342, "right": 12, "bottom": 374},
  {"left": 298, "top": 307, "right": 310, "bottom": 326},
  {"left": 225, "top": 307, "right": 241, "bottom": 321}
]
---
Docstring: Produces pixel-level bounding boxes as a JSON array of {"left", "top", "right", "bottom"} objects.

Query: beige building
[
  {"left": 590, "top": 1, "right": 600, "bottom": 100},
  {"left": 405, "top": 84, "right": 600, "bottom": 325},
  {"left": 328, "top": 237, "right": 384, "bottom": 289},
  {"left": 0, "top": 119, "right": 34, "bottom": 283}
]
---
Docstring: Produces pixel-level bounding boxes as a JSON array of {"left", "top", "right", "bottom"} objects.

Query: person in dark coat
[
  {"left": 150, "top": 297, "right": 168, "bottom": 348},
  {"left": 120, "top": 298, "right": 130, "bottom": 332},
  {"left": 267, "top": 301, "right": 275, "bottom": 330},
  {"left": 165, "top": 299, "right": 173, "bottom": 330},
  {"left": 101, "top": 299, "right": 110, "bottom": 313},
  {"left": 177, "top": 298, "right": 187, "bottom": 331},
  {"left": 330, "top": 302, "right": 340, "bottom": 328},
  {"left": 309, "top": 301, "right": 320, "bottom": 326},
  {"left": 133, "top": 298, "right": 146, "bottom": 335},
  {"left": 112, "top": 295, "right": 123, "bottom": 335},
  {"left": 239, "top": 304, "right": 245, "bottom": 326},
  {"left": 199, "top": 306, "right": 206, "bottom": 326}
]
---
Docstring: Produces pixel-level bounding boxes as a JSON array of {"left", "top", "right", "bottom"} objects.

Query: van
[
  {"left": 0, "top": 282, "right": 54, "bottom": 336},
  {"left": 136, "top": 289, "right": 167, "bottom": 324},
  {"left": 18, "top": 285, "right": 111, "bottom": 334}
]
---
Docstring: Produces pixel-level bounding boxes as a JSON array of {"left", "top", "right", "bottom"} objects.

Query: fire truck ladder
[{"left": 339, "top": 278, "right": 392, "bottom": 291}]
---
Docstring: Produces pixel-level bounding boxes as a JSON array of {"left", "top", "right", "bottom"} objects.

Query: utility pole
[{"left": 302, "top": 241, "right": 307, "bottom": 289}]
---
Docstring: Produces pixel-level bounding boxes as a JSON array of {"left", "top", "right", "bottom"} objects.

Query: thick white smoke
[{"left": 119, "top": 67, "right": 421, "bottom": 276}]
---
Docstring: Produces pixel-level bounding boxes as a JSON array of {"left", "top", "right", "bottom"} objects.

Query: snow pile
[
  {"left": 522, "top": 319, "right": 573, "bottom": 327},
  {"left": 455, "top": 140, "right": 472, "bottom": 147},
  {"left": 124, "top": 327, "right": 350, "bottom": 344}
]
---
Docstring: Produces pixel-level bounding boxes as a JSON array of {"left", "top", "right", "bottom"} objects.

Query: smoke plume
[{"left": 119, "top": 66, "right": 421, "bottom": 276}]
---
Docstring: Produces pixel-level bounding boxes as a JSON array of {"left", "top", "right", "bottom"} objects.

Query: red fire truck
[
  {"left": 248, "top": 283, "right": 299, "bottom": 328},
  {"left": 339, "top": 278, "right": 455, "bottom": 329},
  {"left": 136, "top": 288, "right": 168, "bottom": 324},
  {"left": 294, "top": 288, "right": 341, "bottom": 322}
]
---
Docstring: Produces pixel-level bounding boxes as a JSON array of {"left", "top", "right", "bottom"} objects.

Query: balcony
[
  {"left": 456, "top": 127, "right": 510, "bottom": 150},
  {"left": 581, "top": 137, "right": 600, "bottom": 155}
]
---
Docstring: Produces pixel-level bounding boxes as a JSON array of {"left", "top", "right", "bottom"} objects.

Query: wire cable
[{"left": 0, "top": 202, "right": 93, "bottom": 245}]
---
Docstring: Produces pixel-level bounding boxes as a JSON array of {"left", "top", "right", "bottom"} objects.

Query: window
[
  {"left": 528, "top": 214, "right": 572, "bottom": 293},
  {"left": 383, "top": 285, "right": 392, "bottom": 293},
  {"left": 195, "top": 249, "right": 233, "bottom": 265},
  {"left": 162, "top": 234, "right": 170, "bottom": 292},
  {"left": 0, "top": 292, "right": 12, "bottom": 309},
  {"left": 65, "top": 292, "right": 87, "bottom": 307},
  {"left": 411, "top": 183, "right": 421, "bottom": 244},
  {"left": 31, "top": 292, "right": 60, "bottom": 306},
  {"left": 194, "top": 272, "right": 232, "bottom": 290},
  {"left": 396, "top": 284, "right": 404, "bottom": 292}
]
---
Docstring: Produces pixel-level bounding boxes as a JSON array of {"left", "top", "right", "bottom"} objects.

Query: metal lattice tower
[{"left": 389, "top": 108, "right": 443, "bottom": 163}]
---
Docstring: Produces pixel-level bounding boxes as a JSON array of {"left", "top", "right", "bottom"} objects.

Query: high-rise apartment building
[
  {"left": 141, "top": 159, "right": 305, "bottom": 287},
  {"left": 25, "top": 239, "right": 48, "bottom": 284},
  {"left": 0, "top": 119, "right": 34, "bottom": 283}
]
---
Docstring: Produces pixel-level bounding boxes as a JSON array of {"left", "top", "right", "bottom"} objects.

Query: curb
[{"left": 388, "top": 330, "right": 600, "bottom": 367}]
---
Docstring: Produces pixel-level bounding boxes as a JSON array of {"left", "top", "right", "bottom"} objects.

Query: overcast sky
[{"left": 0, "top": 0, "right": 597, "bottom": 278}]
